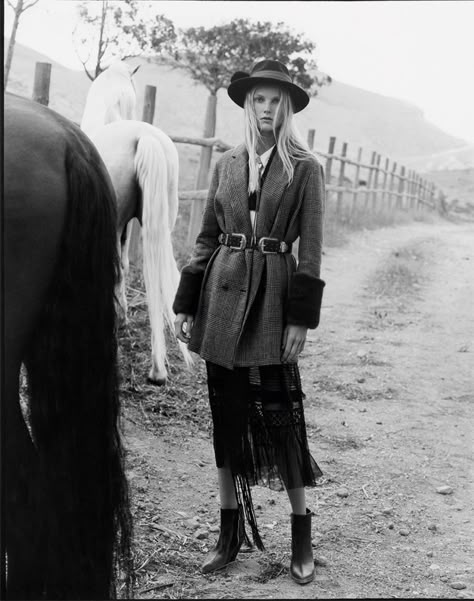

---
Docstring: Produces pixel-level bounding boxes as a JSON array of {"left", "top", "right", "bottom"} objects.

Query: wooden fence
[{"left": 28, "top": 62, "right": 448, "bottom": 248}]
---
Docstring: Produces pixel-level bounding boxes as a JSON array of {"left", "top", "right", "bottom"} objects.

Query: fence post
[
  {"left": 351, "top": 147, "right": 363, "bottom": 215},
  {"left": 407, "top": 170, "right": 414, "bottom": 209},
  {"left": 381, "top": 157, "right": 389, "bottom": 210},
  {"left": 387, "top": 161, "right": 397, "bottom": 211},
  {"left": 365, "top": 151, "right": 376, "bottom": 209},
  {"left": 307, "top": 129, "right": 315, "bottom": 150},
  {"left": 32, "top": 62, "right": 51, "bottom": 105},
  {"left": 142, "top": 85, "right": 156, "bottom": 124},
  {"left": 325, "top": 136, "right": 336, "bottom": 188},
  {"left": 398, "top": 166, "right": 406, "bottom": 210},
  {"left": 336, "top": 142, "right": 348, "bottom": 219},
  {"left": 188, "top": 93, "right": 217, "bottom": 246},
  {"left": 371, "top": 153, "right": 381, "bottom": 210}
]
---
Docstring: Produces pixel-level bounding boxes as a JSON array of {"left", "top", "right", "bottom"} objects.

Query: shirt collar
[{"left": 258, "top": 145, "right": 275, "bottom": 169}]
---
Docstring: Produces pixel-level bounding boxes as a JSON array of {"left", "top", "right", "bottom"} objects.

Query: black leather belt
[{"left": 218, "top": 233, "right": 292, "bottom": 254}]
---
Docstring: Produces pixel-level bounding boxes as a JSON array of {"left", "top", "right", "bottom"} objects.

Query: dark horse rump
[{"left": 2, "top": 93, "right": 133, "bottom": 599}]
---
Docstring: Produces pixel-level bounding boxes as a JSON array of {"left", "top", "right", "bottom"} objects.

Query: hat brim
[{"left": 227, "top": 76, "right": 309, "bottom": 113}]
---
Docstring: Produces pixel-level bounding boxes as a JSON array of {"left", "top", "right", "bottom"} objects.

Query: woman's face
[{"left": 253, "top": 85, "right": 282, "bottom": 134}]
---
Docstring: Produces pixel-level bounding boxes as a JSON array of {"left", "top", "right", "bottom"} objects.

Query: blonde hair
[{"left": 244, "top": 86, "right": 314, "bottom": 194}]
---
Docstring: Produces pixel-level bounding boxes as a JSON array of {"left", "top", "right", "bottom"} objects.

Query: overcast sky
[{"left": 4, "top": 0, "right": 474, "bottom": 144}]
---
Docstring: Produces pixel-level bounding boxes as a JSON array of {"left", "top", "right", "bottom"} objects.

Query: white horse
[
  {"left": 80, "top": 60, "right": 139, "bottom": 137},
  {"left": 81, "top": 61, "right": 192, "bottom": 385}
]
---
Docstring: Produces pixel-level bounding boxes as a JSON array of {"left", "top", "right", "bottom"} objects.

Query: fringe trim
[{"left": 234, "top": 474, "right": 265, "bottom": 551}]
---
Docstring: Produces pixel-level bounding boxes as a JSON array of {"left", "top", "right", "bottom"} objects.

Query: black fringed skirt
[{"left": 206, "top": 361, "right": 322, "bottom": 550}]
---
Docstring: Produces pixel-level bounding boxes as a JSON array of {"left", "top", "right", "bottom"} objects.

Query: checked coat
[{"left": 173, "top": 143, "right": 326, "bottom": 370}]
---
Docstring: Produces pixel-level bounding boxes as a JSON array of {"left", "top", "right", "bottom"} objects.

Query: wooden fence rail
[{"left": 28, "top": 61, "right": 449, "bottom": 247}]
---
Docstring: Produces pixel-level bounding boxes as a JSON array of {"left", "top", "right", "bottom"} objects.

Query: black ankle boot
[
  {"left": 290, "top": 508, "right": 315, "bottom": 585},
  {"left": 201, "top": 506, "right": 245, "bottom": 574}
]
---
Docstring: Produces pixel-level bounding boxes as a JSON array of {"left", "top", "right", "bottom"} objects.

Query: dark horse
[{"left": 2, "top": 93, "right": 134, "bottom": 599}]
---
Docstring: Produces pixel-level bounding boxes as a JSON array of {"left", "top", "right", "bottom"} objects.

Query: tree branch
[{"left": 23, "top": 0, "right": 40, "bottom": 11}]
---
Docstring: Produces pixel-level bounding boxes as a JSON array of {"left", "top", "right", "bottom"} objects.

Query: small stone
[
  {"left": 399, "top": 528, "right": 410, "bottom": 536},
  {"left": 314, "top": 555, "right": 328, "bottom": 567},
  {"left": 388, "top": 523, "right": 395, "bottom": 530},
  {"left": 440, "top": 576, "right": 449, "bottom": 582},
  {"left": 376, "top": 421, "right": 383, "bottom": 425},
  {"left": 436, "top": 485, "right": 453, "bottom": 495},
  {"left": 429, "top": 564, "right": 441, "bottom": 571},
  {"left": 357, "top": 377, "right": 365, "bottom": 383},
  {"left": 381, "top": 507, "right": 393, "bottom": 515},
  {"left": 359, "top": 407, "right": 367, "bottom": 413},
  {"left": 427, "top": 551, "right": 434, "bottom": 558},
  {"left": 209, "top": 525, "right": 220, "bottom": 533},
  {"left": 185, "top": 517, "right": 200, "bottom": 529},
  {"left": 336, "top": 488, "right": 349, "bottom": 498},
  {"left": 194, "top": 529, "right": 208, "bottom": 540},
  {"left": 427, "top": 523, "right": 438, "bottom": 531},
  {"left": 449, "top": 582, "right": 467, "bottom": 590}
]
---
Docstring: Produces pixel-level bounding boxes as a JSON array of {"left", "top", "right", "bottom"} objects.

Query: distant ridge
[{"left": 5, "top": 39, "right": 474, "bottom": 173}]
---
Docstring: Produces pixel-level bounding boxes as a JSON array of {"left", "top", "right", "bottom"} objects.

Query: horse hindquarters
[
  {"left": 24, "top": 138, "right": 133, "bottom": 600},
  {"left": 4, "top": 97, "right": 133, "bottom": 598}
]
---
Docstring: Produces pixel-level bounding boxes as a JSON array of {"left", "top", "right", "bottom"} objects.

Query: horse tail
[
  {"left": 134, "top": 135, "right": 193, "bottom": 378},
  {"left": 24, "top": 128, "right": 134, "bottom": 599}
]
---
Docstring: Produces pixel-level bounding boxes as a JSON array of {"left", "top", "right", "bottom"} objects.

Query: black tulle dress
[{"left": 206, "top": 360, "right": 322, "bottom": 550}]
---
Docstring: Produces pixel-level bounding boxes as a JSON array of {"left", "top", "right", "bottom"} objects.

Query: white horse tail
[{"left": 134, "top": 135, "right": 193, "bottom": 383}]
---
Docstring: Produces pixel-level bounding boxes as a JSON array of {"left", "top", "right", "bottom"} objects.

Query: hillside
[{"left": 6, "top": 40, "right": 474, "bottom": 175}]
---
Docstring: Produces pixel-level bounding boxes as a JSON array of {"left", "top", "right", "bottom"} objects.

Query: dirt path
[{"left": 123, "top": 218, "right": 474, "bottom": 599}]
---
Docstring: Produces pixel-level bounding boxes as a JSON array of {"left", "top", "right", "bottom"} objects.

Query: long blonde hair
[{"left": 244, "top": 86, "right": 314, "bottom": 194}]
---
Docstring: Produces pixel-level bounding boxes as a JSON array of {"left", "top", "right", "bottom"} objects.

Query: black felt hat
[{"left": 227, "top": 59, "right": 310, "bottom": 113}]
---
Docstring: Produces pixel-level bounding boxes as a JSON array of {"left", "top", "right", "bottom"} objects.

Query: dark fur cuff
[
  {"left": 172, "top": 269, "right": 204, "bottom": 316},
  {"left": 286, "top": 273, "right": 325, "bottom": 329}
]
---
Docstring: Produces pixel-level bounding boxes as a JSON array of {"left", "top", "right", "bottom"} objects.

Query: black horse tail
[{"left": 24, "top": 127, "right": 134, "bottom": 599}]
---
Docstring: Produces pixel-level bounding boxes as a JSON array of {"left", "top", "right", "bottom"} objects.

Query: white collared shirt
[{"left": 250, "top": 145, "right": 275, "bottom": 226}]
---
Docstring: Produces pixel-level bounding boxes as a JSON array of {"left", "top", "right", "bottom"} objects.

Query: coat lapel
[
  {"left": 227, "top": 144, "right": 252, "bottom": 234},
  {"left": 256, "top": 151, "right": 290, "bottom": 237}
]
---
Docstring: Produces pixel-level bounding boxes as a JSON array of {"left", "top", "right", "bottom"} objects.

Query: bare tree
[
  {"left": 73, "top": 0, "right": 176, "bottom": 80},
  {"left": 4, "top": 0, "right": 40, "bottom": 89}
]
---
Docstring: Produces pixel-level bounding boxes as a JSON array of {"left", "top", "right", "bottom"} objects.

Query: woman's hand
[
  {"left": 174, "top": 313, "right": 194, "bottom": 344},
  {"left": 281, "top": 324, "right": 308, "bottom": 364}
]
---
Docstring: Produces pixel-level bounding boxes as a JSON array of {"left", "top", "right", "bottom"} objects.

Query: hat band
[{"left": 250, "top": 70, "right": 293, "bottom": 84}]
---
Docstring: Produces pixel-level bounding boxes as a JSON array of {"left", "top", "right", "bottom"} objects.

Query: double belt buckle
[{"left": 259, "top": 237, "right": 286, "bottom": 254}]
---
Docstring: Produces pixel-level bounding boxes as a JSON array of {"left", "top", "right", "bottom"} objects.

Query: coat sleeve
[
  {"left": 172, "top": 161, "right": 221, "bottom": 316},
  {"left": 286, "top": 159, "right": 326, "bottom": 329}
]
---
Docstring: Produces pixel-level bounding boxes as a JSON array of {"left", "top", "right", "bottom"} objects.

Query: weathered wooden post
[
  {"left": 371, "top": 153, "right": 381, "bottom": 210},
  {"left": 336, "top": 141, "right": 348, "bottom": 219},
  {"left": 142, "top": 85, "right": 156, "bottom": 124},
  {"left": 397, "top": 166, "right": 406, "bottom": 210},
  {"left": 351, "top": 147, "right": 363, "bottom": 215},
  {"left": 324, "top": 136, "right": 336, "bottom": 208},
  {"left": 188, "top": 94, "right": 217, "bottom": 246},
  {"left": 307, "top": 129, "right": 315, "bottom": 150},
  {"left": 381, "top": 157, "right": 390, "bottom": 211},
  {"left": 388, "top": 162, "right": 397, "bottom": 211},
  {"left": 365, "top": 151, "right": 376, "bottom": 209},
  {"left": 32, "top": 62, "right": 51, "bottom": 106},
  {"left": 406, "top": 170, "right": 413, "bottom": 210}
]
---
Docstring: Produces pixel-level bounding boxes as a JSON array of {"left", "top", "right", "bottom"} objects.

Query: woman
[{"left": 173, "top": 59, "right": 325, "bottom": 585}]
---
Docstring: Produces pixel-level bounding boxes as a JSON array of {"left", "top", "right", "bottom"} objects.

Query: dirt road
[{"left": 123, "top": 218, "right": 473, "bottom": 599}]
